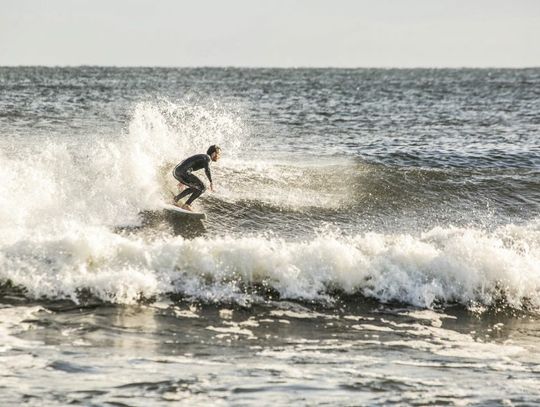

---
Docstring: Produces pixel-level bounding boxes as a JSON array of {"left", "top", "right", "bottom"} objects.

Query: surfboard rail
[{"left": 162, "top": 203, "right": 207, "bottom": 220}]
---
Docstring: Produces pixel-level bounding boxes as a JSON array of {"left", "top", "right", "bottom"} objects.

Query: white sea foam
[
  {"left": 207, "top": 325, "right": 255, "bottom": 337},
  {"left": 216, "top": 159, "right": 355, "bottom": 210},
  {"left": 0, "top": 222, "right": 538, "bottom": 310}
]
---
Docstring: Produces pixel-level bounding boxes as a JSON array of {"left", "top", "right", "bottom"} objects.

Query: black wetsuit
[{"left": 172, "top": 154, "right": 213, "bottom": 205}]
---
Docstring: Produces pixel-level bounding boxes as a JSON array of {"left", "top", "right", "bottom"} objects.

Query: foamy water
[{"left": 1, "top": 221, "right": 539, "bottom": 308}]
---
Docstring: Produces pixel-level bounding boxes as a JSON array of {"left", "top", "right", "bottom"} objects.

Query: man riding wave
[{"left": 172, "top": 145, "right": 221, "bottom": 211}]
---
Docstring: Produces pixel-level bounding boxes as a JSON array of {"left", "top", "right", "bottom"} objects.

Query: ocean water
[{"left": 0, "top": 67, "right": 539, "bottom": 405}]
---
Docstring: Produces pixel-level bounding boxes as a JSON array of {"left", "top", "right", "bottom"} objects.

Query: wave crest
[{"left": 1, "top": 223, "right": 538, "bottom": 311}]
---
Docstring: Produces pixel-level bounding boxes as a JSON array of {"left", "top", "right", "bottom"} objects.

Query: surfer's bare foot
[
  {"left": 173, "top": 201, "right": 183, "bottom": 208},
  {"left": 182, "top": 204, "right": 193, "bottom": 212}
]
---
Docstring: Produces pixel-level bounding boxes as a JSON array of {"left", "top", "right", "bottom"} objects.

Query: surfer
[{"left": 172, "top": 145, "right": 221, "bottom": 211}]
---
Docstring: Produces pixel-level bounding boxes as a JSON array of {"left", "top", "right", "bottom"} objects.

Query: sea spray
[
  {"left": 0, "top": 99, "right": 247, "bottom": 239},
  {"left": 1, "top": 223, "right": 538, "bottom": 310}
]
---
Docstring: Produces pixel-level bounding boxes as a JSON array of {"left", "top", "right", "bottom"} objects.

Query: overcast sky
[{"left": 1, "top": 0, "right": 539, "bottom": 67}]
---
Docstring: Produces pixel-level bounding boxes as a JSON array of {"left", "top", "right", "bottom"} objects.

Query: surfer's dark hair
[{"left": 207, "top": 145, "right": 221, "bottom": 156}]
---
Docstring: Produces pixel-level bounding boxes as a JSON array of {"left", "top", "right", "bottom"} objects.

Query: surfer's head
[{"left": 207, "top": 145, "right": 221, "bottom": 162}]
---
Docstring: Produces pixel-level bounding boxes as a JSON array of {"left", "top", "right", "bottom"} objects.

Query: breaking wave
[{"left": 1, "top": 223, "right": 539, "bottom": 310}]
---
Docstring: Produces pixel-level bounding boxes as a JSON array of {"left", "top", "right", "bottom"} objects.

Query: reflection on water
[
  {"left": 2, "top": 298, "right": 540, "bottom": 405},
  {"left": 138, "top": 209, "right": 207, "bottom": 239},
  {"left": 167, "top": 213, "right": 207, "bottom": 239}
]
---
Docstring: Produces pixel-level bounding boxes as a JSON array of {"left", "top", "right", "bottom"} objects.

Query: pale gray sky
[{"left": 1, "top": 0, "right": 539, "bottom": 67}]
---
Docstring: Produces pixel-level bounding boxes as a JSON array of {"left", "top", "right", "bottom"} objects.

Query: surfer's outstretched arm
[{"left": 205, "top": 145, "right": 221, "bottom": 192}]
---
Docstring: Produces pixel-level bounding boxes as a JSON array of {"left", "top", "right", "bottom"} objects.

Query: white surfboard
[{"left": 162, "top": 203, "right": 207, "bottom": 220}]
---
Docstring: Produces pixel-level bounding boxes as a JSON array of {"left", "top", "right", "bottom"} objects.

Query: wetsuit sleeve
[{"left": 204, "top": 158, "right": 212, "bottom": 183}]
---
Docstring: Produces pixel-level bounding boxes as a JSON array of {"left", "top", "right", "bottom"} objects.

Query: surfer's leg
[
  {"left": 173, "top": 173, "right": 195, "bottom": 202},
  {"left": 174, "top": 187, "right": 194, "bottom": 202},
  {"left": 185, "top": 176, "right": 206, "bottom": 205},
  {"left": 172, "top": 169, "right": 187, "bottom": 202},
  {"left": 174, "top": 173, "right": 205, "bottom": 204}
]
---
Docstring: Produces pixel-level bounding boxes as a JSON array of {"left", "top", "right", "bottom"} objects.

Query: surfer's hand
[{"left": 210, "top": 183, "right": 214, "bottom": 192}]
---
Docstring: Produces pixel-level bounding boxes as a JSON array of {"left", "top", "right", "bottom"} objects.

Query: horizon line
[{"left": 1, "top": 64, "right": 539, "bottom": 70}]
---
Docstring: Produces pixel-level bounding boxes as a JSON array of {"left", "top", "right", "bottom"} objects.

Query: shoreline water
[{"left": 2, "top": 293, "right": 540, "bottom": 405}]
